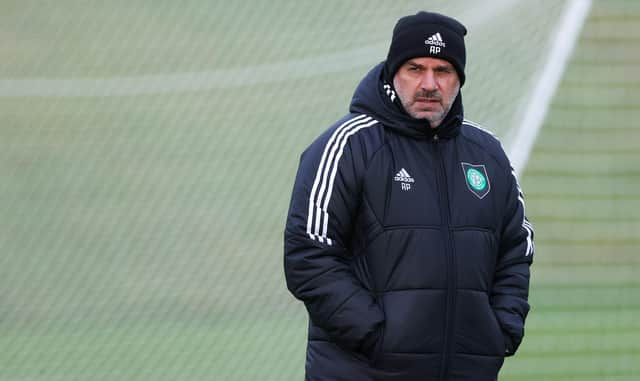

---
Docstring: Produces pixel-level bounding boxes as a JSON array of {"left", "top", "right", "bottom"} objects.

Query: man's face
[{"left": 393, "top": 57, "right": 460, "bottom": 128}]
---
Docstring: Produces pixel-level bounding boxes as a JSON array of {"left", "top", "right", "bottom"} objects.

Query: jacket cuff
[{"left": 503, "top": 331, "right": 521, "bottom": 357}]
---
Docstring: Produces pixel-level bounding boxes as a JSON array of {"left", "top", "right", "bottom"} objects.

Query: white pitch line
[
  {"left": 508, "top": 0, "right": 592, "bottom": 174},
  {"left": 0, "top": 44, "right": 386, "bottom": 97},
  {"left": 0, "top": 1, "right": 517, "bottom": 98}
]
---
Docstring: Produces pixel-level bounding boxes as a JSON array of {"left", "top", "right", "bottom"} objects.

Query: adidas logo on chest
[{"left": 394, "top": 168, "right": 415, "bottom": 191}]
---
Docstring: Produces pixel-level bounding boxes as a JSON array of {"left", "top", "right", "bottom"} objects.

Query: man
[{"left": 284, "top": 11, "right": 534, "bottom": 380}]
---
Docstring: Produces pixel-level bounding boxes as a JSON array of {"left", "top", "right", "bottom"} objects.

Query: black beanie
[{"left": 385, "top": 11, "right": 467, "bottom": 85}]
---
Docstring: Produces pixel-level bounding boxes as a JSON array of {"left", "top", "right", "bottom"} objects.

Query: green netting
[{"left": 1, "top": 1, "right": 638, "bottom": 380}]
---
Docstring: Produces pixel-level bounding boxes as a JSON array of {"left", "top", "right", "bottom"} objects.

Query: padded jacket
[{"left": 284, "top": 63, "right": 534, "bottom": 380}]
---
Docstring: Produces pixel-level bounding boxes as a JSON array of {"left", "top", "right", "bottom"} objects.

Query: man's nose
[{"left": 420, "top": 71, "right": 438, "bottom": 91}]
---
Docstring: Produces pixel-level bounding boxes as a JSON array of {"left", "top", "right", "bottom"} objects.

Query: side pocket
[
  {"left": 352, "top": 253, "right": 386, "bottom": 364},
  {"left": 490, "top": 306, "right": 511, "bottom": 357},
  {"left": 488, "top": 298, "right": 508, "bottom": 356},
  {"left": 369, "top": 297, "right": 386, "bottom": 366},
  {"left": 369, "top": 325, "right": 384, "bottom": 366}
]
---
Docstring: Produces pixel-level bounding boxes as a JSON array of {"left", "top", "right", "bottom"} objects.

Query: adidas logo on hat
[{"left": 425, "top": 32, "right": 446, "bottom": 47}]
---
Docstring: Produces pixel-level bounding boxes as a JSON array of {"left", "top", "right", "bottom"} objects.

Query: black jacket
[{"left": 284, "top": 63, "right": 534, "bottom": 380}]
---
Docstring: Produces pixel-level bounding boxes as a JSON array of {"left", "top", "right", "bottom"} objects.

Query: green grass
[
  {"left": 1, "top": 0, "right": 639, "bottom": 380},
  {"left": 1, "top": 317, "right": 307, "bottom": 380},
  {"left": 501, "top": 1, "right": 640, "bottom": 379}
]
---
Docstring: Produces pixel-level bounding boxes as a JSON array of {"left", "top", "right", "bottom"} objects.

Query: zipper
[{"left": 433, "top": 134, "right": 457, "bottom": 380}]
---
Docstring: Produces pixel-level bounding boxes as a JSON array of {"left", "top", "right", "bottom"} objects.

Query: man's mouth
[{"left": 415, "top": 97, "right": 440, "bottom": 104}]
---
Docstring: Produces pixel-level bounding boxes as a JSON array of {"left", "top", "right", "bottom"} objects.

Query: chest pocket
[
  {"left": 363, "top": 141, "right": 443, "bottom": 228},
  {"left": 383, "top": 164, "right": 442, "bottom": 227},
  {"left": 363, "top": 140, "right": 500, "bottom": 231},
  {"left": 448, "top": 161, "right": 500, "bottom": 230}
]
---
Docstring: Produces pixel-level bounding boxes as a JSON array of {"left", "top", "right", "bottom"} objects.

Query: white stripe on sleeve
[{"left": 305, "top": 115, "right": 377, "bottom": 245}]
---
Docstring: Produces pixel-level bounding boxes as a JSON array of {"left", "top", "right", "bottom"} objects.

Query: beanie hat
[{"left": 385, "top": 11, "right": 467, "bottom": 85}]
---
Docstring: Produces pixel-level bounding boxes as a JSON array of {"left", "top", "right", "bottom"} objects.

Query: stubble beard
[{"left": 402, "top": 89, "right": 457, "bottom": 128}]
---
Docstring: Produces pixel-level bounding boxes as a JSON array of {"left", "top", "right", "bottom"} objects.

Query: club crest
[{"left": 461, "top": 162, "right": 490, "bottom": 199}]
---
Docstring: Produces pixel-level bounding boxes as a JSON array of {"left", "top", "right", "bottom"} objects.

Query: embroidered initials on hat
[{"left": 425, "top": 32, "right": 446, "bottom": 54}]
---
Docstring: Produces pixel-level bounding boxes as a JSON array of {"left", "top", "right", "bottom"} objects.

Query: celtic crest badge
[{"left": 461, "top": 162, "right": 491, "bottom": 199}]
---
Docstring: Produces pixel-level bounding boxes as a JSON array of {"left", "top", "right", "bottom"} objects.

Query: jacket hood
[{"left": 349, "top": 62, "right": 463, "bottom": 140}]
